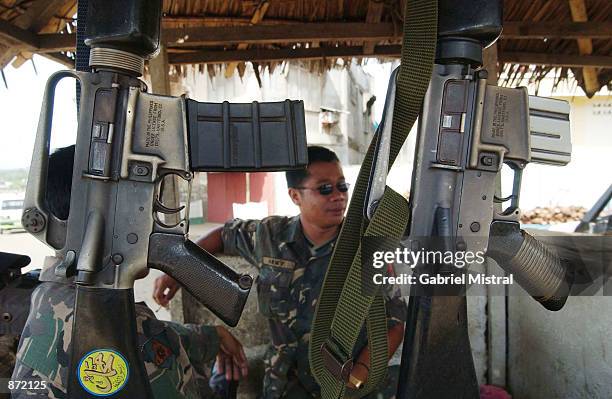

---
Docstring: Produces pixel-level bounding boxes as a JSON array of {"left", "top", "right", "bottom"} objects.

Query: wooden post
[
  {"left": 224, "top": 0, "right": 270, "bottom": 79},
  {"left": 569, "top": 0, "right": 600, "bottom": 96},
  {"left": 150, "top": 45, "right": 181, "bottom": 226},
  {"left": 363, "top": 0, "right": 385, "bottom": 55},
  {"left": 149, "top": 43, "right": 185, "bottom": 322}
]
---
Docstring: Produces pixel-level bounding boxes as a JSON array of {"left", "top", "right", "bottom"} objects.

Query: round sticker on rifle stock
[{"left": 77, "top": 349, "right": 129, "bottom": 396}]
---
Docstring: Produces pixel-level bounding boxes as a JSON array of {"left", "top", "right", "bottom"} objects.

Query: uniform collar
[
  {"left": 278, "top": 215, "right": 304, "bottom": 244},
  {"left": 283, "top": 216, "right": 341, "bottom": 261}
]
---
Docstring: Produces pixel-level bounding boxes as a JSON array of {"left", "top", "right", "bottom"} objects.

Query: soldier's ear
[{"left": 288, "top": 188, "right": 301, "bottom": 206}]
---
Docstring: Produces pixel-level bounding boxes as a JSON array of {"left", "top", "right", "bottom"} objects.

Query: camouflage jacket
[
  {"left": 222, "top": 216, "right": 407, "bottom": 398},
  {"left": 11, "top": 281, "right": 220, "bottom": 399}
]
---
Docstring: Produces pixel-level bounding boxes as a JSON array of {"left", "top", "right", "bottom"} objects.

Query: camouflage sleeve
[
  {"left": 177, "top": 323, "right": 220, "bottom": 368},
  {"left": 221, "top": 218, "right": 261, "bottom": 267},
  {"left": 10, "top": 282, "right": 74, "bottom": 398},
  {"left": 135, "top": 303, "right": 221, "bottom": 398},
  {"left": 136, "top": 303, "right": 220, "bottom": 373},
  {"left": 262, "top": 320, "right": 298, "bottom": 399},
  {"left": 0, "top": 334, "right": 18, "bottom": 379}
]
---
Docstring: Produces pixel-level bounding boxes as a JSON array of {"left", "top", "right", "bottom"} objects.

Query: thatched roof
[{"left": 1, "top": 0, "right": 611, "bottom": 96}]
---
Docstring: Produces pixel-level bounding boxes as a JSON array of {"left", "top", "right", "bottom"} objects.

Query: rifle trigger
[{"left": 54, "top": 250, "right": 77, "bottom": 278}]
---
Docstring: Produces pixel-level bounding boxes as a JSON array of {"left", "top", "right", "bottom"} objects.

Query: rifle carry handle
[
  {"left": 22, "top": 71, "right": 82, "bottom": 250},
  {"left": 147, "top": 233, "right": 253, "bottom": 326}
]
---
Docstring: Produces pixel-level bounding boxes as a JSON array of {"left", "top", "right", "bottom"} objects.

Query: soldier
[
  {"left": 0, "top": 251, "right": 37, "bottom": 399},
  {"left": 10, "top": 145, "right": 248, "bottom": 399},
  {"left": 154, "top": 146, "right": 407, "bottom": 398}
]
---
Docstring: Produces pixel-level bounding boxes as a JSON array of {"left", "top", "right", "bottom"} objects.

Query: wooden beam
[
  {"left": 149, "top": 44, "right": 181, "bottom": 226},
  {"left": 499, "top": 52, "right": 612, "bottom": 69},
  {"left": 38, "top": 33, "right": 74, "bottom": 52},
  {"left": 162, "top": 15, "right": 304, "bottom": 27},
  {"left": 169, "top": 45, "right": 403, "bottom": 64},
  {"left": 168, "top": 46, "right": 612, "bottom": 69},
  {"left": 149, "top": 44, "right": 171, "bottom": 95},
  {"left": 483, "top": 42, "right": 499, "bottom": 85},
  {"left": 17, "top": 23, "right": 397, "bottom": 53},
  {"left": 164, "top": 22, "right": 396, "bottom": 47},
  {"left": 0, "top": 0, "right": 71, "bottom": 69},
  {"left": 363, "top": 0, "right": 385, "bottom": 54},
  {"left": 42, "top": 52, "right": 74, "bottom": 68},
  {"left": 225, "top": 0, "right": 270, "bottom": 79},
  {"left": 11, "top": 21, "right": 612, "bottom": 55},
  {"left": 0, "top": 18, "right": 40, "bottom": 49},
  {"left": 568, "top": 0, "right": 599, "bottom": 95},
  {"left": 163, "top": 21, "right": 612, "bottom": 45},
  {"left": 12, "top": 0, "right": 71, "bottom": 32},
  {"left": 502, "top": 21, "right": 612, "bottom": 40},
  {"left": 1, "top": 29, "right": 74, "bottom": 53}
]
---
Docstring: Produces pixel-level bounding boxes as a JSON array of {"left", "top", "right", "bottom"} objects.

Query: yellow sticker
[{"left": 78, "top": 349, "right": 129, "bottom": 396}]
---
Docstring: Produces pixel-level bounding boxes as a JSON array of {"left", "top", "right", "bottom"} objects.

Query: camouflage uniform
[
  {"left": 1, "top": 265, "right": 40, "bottom": 399},
  {"left": 1, "top": 335, "right": 19, "bottom": 399},
  {"left": 10, "top": 281, "right": 221, "bottom": 399},
  {"left": 222, "top": 216, "right": 407, "bottom": 399}
]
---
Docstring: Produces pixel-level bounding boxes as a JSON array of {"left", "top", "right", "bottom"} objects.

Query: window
[{"left": 1, "top": 200, "right": 24, "bottom": 210}]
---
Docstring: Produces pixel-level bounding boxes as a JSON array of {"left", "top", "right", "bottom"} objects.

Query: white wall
[
  {"left": 178, "top": 62, "right": 373, "bottom": 167},
  {"left": 515, "top": 95, "right": 611, "bottom": 210}
]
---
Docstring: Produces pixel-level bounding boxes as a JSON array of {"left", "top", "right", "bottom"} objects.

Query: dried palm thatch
[
  {"left": 501, "top": 0, "right": 612, "bottom": 96},
  {"left": 0, "top": 0, "right": 610, "bottom": 96}
]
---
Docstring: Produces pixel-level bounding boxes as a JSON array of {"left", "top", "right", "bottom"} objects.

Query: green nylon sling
[{"left": 308, "top": 1, "right": 438, "bottom": 398}]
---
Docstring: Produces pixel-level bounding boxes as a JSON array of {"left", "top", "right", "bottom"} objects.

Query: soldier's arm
[
  {"left": 176, "top": 322, "right": 248, "bottom": 380},
  {"left": 349, "top": 287, "right": 407, "bottom": 389},
  {"left": 219, "top": 218, "right": 262, "bottom": 267},
  {"left": 349, "top": 323, "right": 405, "bottom": 388},
  {"left": 194, "top": 225, "right": 224, "bottom": 254}
]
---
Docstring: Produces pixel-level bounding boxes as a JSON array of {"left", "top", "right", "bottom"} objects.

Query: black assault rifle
[{"left": 22, "top": 0, "right": 307, "bottom": 397}]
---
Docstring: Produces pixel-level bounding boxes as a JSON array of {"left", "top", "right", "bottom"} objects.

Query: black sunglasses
[{"left": 296, "top": 182, "right": 350, "bottom": 196}]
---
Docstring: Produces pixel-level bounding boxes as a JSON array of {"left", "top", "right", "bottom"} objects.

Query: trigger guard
[
  {"left": 154, "top": 170, "right": 191, "bottom": 212},
  {"left": 153, "top": 197, "right": 185, "bottom": 214}
]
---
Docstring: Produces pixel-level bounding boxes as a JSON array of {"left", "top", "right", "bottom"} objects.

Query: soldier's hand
[
  {"left": 215, "top": 326, "right": 249, "bottom": 381},
  {"left": 153, "top": 274, "right": 180, "bottom": 307}
]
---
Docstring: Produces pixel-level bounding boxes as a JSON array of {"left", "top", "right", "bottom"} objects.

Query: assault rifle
[
  {"left": 393, "top": 21, "right": 573, "bottom": 307},
  {"left": 22, "top": 0, "right": 307, "bottom": 397},
  {"left": 310, "top": 1, "right": 574, "bottom": 398},
  {"left": 386, "top": 1, "right": 573, "bottom": 397}
]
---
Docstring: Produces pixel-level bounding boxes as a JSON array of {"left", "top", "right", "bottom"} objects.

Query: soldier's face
[{"left": 290, "top": 161, "right": 348, "bottom": 228}]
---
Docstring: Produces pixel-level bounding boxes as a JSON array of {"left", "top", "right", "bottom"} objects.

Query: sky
[{"left": 0, "top": 55, "right": 78, "bottom": 170}]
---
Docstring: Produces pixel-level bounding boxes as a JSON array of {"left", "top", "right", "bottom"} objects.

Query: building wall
[
  {"left": 513, "top": 95, "right": 612, "bottom": 210},
  {"left": 179, "top": 63, "right": 612, "bottom": 395},
  {"left": 179, "top": 62, "right": 373, "bottom": 169},
  {"left": 178, "top": 62, "right": 374, "bottom": 220}
]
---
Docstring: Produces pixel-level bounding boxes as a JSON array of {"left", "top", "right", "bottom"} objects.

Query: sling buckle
[{"left": 320, "top": 340, "right": 353, "bottom": 383}]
